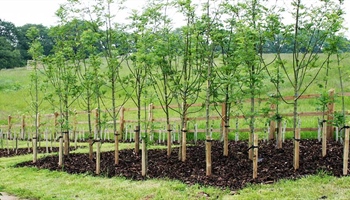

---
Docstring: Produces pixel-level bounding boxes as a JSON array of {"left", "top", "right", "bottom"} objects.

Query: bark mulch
[
  {"left": 0, "top": 147, "right": 79, "bottom": 158},
  {"left": 14, "top": 139, "right": 349, "bottom": 191}
]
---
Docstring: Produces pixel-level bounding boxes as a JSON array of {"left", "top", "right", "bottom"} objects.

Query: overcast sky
[{"left": 0, "top": 0, "right": 349, "bottom": 38}]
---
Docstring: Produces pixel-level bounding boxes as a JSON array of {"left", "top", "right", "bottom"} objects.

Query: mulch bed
[
  {"left": 14, "top": 139, "right": 350, "bottom": 190},
  {"left": 0, "top": 147, "right": 78, "bottom": 158}
]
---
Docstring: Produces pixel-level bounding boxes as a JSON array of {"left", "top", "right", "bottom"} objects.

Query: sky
[{"left": 0, "top": 0, "right": 349, "bottom": 38}]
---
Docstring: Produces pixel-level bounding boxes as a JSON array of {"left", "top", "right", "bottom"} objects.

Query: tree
[
  {"left": 0, "top": 19, "right": 24, "bottom": 68},
  {"left": 0, "top": 36, "right": 22, "bottom": 69},
  {"left": 146, "top": 0, "right": 179, "bottom": 157},
  {"left": 26, "top": 26, "right": 45, "bottom": 163},
  {"left": 170, "top": 0, "right": 206, "bottom": 161},
  {"left": 41, "top": 7, "right": 84, "bottom": 156},
  {"left": 270, "top": 0, "right": 344, "bottom": 169}
]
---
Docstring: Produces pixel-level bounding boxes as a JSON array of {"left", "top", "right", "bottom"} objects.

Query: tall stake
[
  {"left": 277, "top": 119, "right": 282, "bottom": 149},
  {"left": 167, "top": 124, "right": 172, "bottom": 157},
  {"left": 253, "top": 133, "right": 258, "bottom": 179},
  {"left": 206, "top": 136, "right": 212, "bottom": 176},
  {"left": 96, "top": 139, "right": 101, "bottom": 175},
  {"left": 135, "top": 126, "right": 140, "bottom": 154},
  {"left": 293, "top": 123, "right": 300, "bottom": 170},
  {"left": 322, "top": 120, "right": 327, "bottom": 157},
  {"left": 142, "top": 138, "right": 147, "bottom": 176},
  {"left": 343, "top": 127, "right": 349, "bottom": 175}
]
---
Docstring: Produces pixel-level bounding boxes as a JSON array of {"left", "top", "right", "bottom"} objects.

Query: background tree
[{"left": 0, "top": 19, "right": 24, "bottom": 68}]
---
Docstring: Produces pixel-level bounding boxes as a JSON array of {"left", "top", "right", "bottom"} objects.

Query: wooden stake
[
  {"left": 96, "top": 140, "right": 101, "bottom": 175},
  {"left": 277, "top": 120, "right": 282, "bottom": 149},
  {"left": 223, "top": 124, "right": 228, "bottom": 156},
  {"left": 322, "top": 120, "right": 327, "bottom": 157},
  {"left": 119, "top": 106, "right": 125, "bottom": 141},
  {"left": 343, "top": 127, "right": 349, "bottom": 175},
  {"left": 294, "top": 127, "right": 300, "bottom": 170},
  {"left": 249, "top": 134, "right": 253, "bottom": 160},
  {"left": 64, "top": 131, "right": 69, "bottom": 156},
  {"left": 58, "top": 136, "right": 63, "bottom": 167},
  {"left": 7, "top": 116, "right": 11, "bottom": 154},
  {"left": 21, "top": 115, "right": 25, "bottom": 140},
  {"left": 33, "top": 137, "right": 37, "bottom": 163},
  {"left": 142, "top": 138, "right": 147, "bottom": 176},
  {"left": 115, "top": 131, "right": 119, "bottom": 165},
  {"left": 135, "top": 126, "right": 140, "bottom": 154},
  {"left": 327, "top": 89, "right": 335, "bottom": 139},
  {"left": 269, "top": 104, "right": 276, "bottom": 140},
  {"left": 253, "top": 134, "right": 258, "bottom": 179},
  {"left": 167, "top": 124, "right": 172, "bottom": 157},
  {"left": 221, "top": 103, "right": 226, "bottom": 141},
  {"left": 206, "top": 137, "right": 212, "bottom": 176},
  {"left": 181, "top": 127, "right": 187, "bottom": 162}
]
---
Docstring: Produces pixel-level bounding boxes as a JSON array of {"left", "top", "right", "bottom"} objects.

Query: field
[{"left": 1, "top": 54, "right": 350, "bottom": 199}]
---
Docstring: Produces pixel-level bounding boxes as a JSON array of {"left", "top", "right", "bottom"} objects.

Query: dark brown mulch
[
  {"left": 0, "top": 147, "right": 79, "bottom": 158},
  {"left": 15, "top": 139, "right": 349, "bottom": 190}
]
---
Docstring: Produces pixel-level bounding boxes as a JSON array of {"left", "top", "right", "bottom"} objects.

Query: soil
[
  {"left": 13, "top": 139, "right": 350, "bottom": 191},
  {"left": 0, "top": 147, "right": 78, "bottom": 158}
]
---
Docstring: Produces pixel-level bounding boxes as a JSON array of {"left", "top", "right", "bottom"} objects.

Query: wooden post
[
  {"left": 142, "top": 138, "right": 147, "bottom": 176},
  {"left": 45, "top": 129, "right": 49, "bottom": 154},
  {"left": 294, "top": 126, "right": 300, "bottom": 170},
  {"left": 181, "top": 126, "right": 187, "bottom": 162},
  {"left": 94, "top": 108, "right": 99, "bottom": 139},
  {"left": 148, "top": 103, "right": 154, "bottom": 135},
  {"left": 73, "top": 110, "right": 77, "bottom": 148},
  {"left": 8, "top": 115, "right": 12, "bottom": 140},
  {"left": 114, "top": 106, "right": 123, "bottom": 165},
  {"left": 119, "top": 106, "right": 125, "bottom": 141},
  {"left": 206, "top": 136, "right": 212, "bottom": 176},
  {"left": 269, "top": 104, "right": 276, "bottom": 140},
  {"left": 277, "top": 119, "right": 282, "bottom": 149},
  {"left": 327, "top": 89, "right": 335, "bottom": 139},
  {"left": 221, "top": 103, "right": 226, "bottom": 140},
  {"left": 96, "top": 139, "right": 101, "bottom": 175},
  {"left": 223, "top": 124, "right": 229, "bottom": 156},
  {"left": 7, "top": 116, "right": 11, "bottom": 154},
  {"left": 33, "top": 137, "right": 37, "bottom": 163},
  {"left": 167, "top": 124, "right": 172, "bottom": 157},
  {"left": 135, "top": 126, "right": 140, "bottom": 154},
  {"left": 37, "top": 113, "right": 41, "bottom": 145},
  {"left": 322, "top": 120, "right": 327, "bottom": 157},
  {"left": 253, "top": 133, "right": 258, "bottom": 179},
  {"left": 249, "top": 134, "right": 253, "bottom": 160},
  {"left": 54, "top": 112, "right": 59, "bottom": 141},
  {"left": 21, "top": 115, "right": 26, "bottom": 140},
  {"left": 58, "top": 136, "right": 63, "bottom": 167},
  {"left": 343, "top": 127, "right": 349, "bottom": 175}
]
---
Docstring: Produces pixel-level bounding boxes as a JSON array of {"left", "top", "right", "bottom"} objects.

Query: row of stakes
[{"left": 0, "top": 119, "right": 347, "bottom": 150}]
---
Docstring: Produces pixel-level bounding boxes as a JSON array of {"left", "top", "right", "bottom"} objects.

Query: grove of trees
[{"left": 2, "top": 0, "right": 350, "bottom": 171}]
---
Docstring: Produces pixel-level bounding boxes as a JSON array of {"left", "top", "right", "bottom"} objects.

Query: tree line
[{"left": 1, "top": 1, "right": 350, "bottom": 69}]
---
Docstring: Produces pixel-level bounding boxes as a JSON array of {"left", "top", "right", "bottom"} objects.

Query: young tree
[
  {"left": 26, "top": 27, "right": 44, "bottom": 163},
  {"left": 145, "top": 0, "right": 179, "bottom": 157},
  {"left": 170, "top": 0, "right": 206, "bottom": 161},
  {"left": 41, "top": 8, "right": 83, "bottom": 156},
  {"left": 271, "top": 0, "right": 344, "bottom": 169}
]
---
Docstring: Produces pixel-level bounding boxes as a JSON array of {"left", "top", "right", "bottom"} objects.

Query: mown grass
[{"left": 2, "top": 145, "right": 350, "bottom": 199}]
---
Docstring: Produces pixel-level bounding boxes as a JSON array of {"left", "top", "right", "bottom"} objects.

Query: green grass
[{"left": 2, "top": 146, "right": 350, "bottom": 199}]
